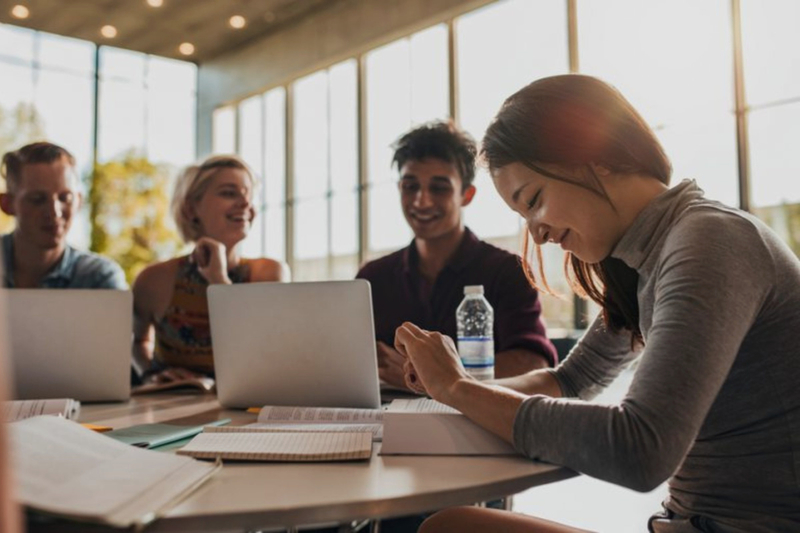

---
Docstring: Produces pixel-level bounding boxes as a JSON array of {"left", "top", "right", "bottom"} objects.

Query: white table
[{"left": 73, "top": 393, "right": 576, "bottom": 532}]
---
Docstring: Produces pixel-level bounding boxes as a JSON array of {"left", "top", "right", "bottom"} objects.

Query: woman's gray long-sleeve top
[{"left": 513, "top": 180, "right": 800, "bottom": 532}]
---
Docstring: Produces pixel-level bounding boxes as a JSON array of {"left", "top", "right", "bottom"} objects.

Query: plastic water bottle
[{"left": 456, "top": 285, "right": 494, "bottom": 381}]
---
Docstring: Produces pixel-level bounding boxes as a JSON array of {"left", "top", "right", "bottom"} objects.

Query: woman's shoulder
[
  {"left": 669, "top": 204, "right": 767, "bottom": 253},
  {"left": 245, "top": 257, "right": 290, "bottom": 282},
  {"left": 134, "top": 257, "right": 187, "bottom": 293}
]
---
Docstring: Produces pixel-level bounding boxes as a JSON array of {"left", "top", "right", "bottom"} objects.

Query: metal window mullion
[
  {"left": 567, "top": 0, "right": 579, "bottom": 73},
  {"left": 731, "top": 0, "right": 751, "bottom": 212},
  {"left": 285, "top": 84, "right": 296, "bottom": 274},
  {"left": 259, "top": 93, "right": 268, "bottom": 257},
  {"left": 357, "top": 55, "right": 369, "bottom": 266},
  {"left": 326, "top": 71, "right": 334, "bottom": 279},
  {"left": 448, "top": 18, "right": 459, "bottom": 125},
  {"left": 567, "top": 0, "right": 587, "bottom": 329}
]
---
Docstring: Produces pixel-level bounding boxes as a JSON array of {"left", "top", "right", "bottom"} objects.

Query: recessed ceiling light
[
  {"left": 100, "top": 25, "right": 118, "bottom": 39},
  {"left": 10, "top": 4, "right": 30, "bottom": 19},
  {"left": 178, "top": 42, "right": 195, "bottom": 56},
  {"left": 146, "top": 0, "right": 163, "bottom": 6},
  {"left": 229, "top": 15, "right": 246, "bottom": 29}
]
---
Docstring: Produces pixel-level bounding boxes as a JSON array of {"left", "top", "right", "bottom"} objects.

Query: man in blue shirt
[{"left": 0, "top": 142, "right": 125, "bottom": 289}]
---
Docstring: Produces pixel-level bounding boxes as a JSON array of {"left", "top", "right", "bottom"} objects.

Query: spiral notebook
[{"left": 177, "top": 427, "right": 373, "bottom": 462}]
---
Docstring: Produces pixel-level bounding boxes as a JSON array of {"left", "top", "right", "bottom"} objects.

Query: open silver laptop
[
  {"left": 208, "top": 280, "right": 381, "bottom": 409},
  {"left": 6, "top": 289, "right": 132, "bottom": 402}
]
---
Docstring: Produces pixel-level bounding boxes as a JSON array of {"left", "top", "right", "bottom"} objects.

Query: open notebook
[
  {"left": 9, "top": 416, "right": 219, "bottom": 528},
  {"left": 178, "top": 427, "right": 373, "bottom": 462},
  {"left": 247, "top": 404, "right": 384, "bottom": 440}
]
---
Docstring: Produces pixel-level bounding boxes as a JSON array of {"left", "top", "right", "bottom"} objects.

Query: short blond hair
[{"left": 171, "top": 154, "right": 256, "bottom": 242}]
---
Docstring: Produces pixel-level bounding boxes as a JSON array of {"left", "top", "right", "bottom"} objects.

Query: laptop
[
  {"left": 6, "top": 289, "right": 132, "bottom": 402},
  {"left": 208, "top": 279, "right": 381, "bottom": 409}
]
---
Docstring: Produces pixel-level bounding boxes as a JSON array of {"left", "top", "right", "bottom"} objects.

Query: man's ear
[
  {"left": 0, "top": 193, "right": 15, "bottom": 216},
  {"left": 461, "top": 185, "right": 477, "bottom": 207}
]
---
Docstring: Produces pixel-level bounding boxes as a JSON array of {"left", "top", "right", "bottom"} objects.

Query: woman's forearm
[
  {"left": 490, "top": 368, "right": 563, "bottom": 397},
  {"left": 440, "top": 379, "right": 530, "bottom": 443}
]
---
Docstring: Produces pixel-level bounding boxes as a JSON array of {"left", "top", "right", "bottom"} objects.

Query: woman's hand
[
  {"left": 192, "top": 237, "right": 231, "bottom": 284},
  {"left": 394, "top": 322, "right": 473, "bottom": 403}
]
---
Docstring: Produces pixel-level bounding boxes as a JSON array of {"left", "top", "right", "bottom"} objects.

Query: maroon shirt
[{"left": 356, "top": 227, "right": 557, "bottom": 366}]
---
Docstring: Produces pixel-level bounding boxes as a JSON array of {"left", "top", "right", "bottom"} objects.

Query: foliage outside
[
  {"left": 753, "top": 203, "right": 800, "bottom": 258},
  {"left": 89, "top": 152, "right": 184, "bottom": 284},
  {"left": 0, "top": 103, "right": 46, "bottom": 234}
]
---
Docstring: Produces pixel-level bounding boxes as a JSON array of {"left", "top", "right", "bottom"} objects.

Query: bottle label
[{"left": 458, "top": 337, "right": 494, "bottom": 381}]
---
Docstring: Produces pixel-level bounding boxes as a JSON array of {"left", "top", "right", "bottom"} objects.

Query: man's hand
[
  {"left": 146, "top": 366, "right": 205, "bottom": 384},
  {"left": 377, "top": 341, "right": 413, "bottom": 391}
]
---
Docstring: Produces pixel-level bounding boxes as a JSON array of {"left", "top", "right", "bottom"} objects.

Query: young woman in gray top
[{"left": 395, "top": 75, "right": 800, "bottom": 533}]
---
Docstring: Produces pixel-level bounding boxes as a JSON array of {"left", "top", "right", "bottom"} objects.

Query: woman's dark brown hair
[{"left": 481, "top": 75, "right": 672, "bottom": 344}]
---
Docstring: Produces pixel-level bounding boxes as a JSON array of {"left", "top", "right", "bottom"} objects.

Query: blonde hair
[{"left": 171, "top": 154, "right": 256, "bottom": 242}]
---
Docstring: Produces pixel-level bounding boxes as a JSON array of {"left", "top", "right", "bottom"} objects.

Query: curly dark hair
[{"left": 391, "top": 121, "right": 477, "bottom": 190}]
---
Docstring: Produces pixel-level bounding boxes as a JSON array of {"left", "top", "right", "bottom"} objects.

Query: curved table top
[{"left": 79, "top": 393, "right": 576, "bottom": 532}]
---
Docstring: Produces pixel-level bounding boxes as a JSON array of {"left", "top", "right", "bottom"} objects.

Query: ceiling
[{"left": 0, "top": 0, "right": 340, "bottom": 62}]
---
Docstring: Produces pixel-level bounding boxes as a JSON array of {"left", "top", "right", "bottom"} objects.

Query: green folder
[{"left": 105, "top": 418, "right": 231, "bottom": 449}]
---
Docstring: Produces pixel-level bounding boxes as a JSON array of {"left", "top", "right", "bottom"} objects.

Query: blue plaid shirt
[{"left": 1, "top": 233, "right": 127, "bottom": 289}]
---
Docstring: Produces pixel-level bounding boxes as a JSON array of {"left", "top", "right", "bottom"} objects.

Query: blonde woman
[{"left": 132, "top": 155, "right": 288, "bottom": 384}]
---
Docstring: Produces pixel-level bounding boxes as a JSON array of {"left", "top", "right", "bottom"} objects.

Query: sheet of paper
[
  {"left": 2, "top": 399, "right": 80, "bottom": 422},
  {"left": 257, "top": 405, "right": 384, "bottom": 424},
  {"left": 213, "top": 422, "right": 384, "bottom": 441},
  {"left": 387, "top": 398, "right": 460, "bottom": 414},
  {"left": 178, "top": 430, "right": 372, "bottom": 461},
  {"left": 9, "top": 416, "right": 218, "bottom": 527}
]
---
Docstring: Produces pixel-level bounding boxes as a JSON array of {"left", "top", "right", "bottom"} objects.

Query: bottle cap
[{"left": 463, "top": 285, "right": 484, "bottom": 295}]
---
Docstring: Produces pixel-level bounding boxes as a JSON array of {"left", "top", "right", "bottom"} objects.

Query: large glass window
[
  {"left": 0, "top": 25, "right": 95, "bottom": 244},
  {"left": 237, "top": 95, "right": 265, "bottom": 258},
  {"left": 578, "top": 0, "right": 737, "bottom": 207},
  {"left": 212, "top": 106, "right": 236, "bottom": 154},
  {"left": 99, "top": 48, "right": 196, "bottom": 169},
  {"left": 457, "top": 0, "right": 570, "bottom": 328},
  {"left": 264, "top": 88, "right": 287, "bottom": 263},
  {"left": 743, "top": 0, "right": 800, "bottom": 256},
  {"left": 365, "top": 25, "right": 449, "bottom": 257},
  {"left": 292, "top": 60, "right": 359, "bottom": 281}
]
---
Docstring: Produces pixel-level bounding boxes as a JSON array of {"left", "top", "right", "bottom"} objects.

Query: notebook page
[
  {"left": 177, "top": 431, "right": 372, "bottom": 461},
  {"left": 387, "top": 399, "right": 460, "bottom": 414},
  {"left": 257, "top": 405, "right": 383, "bottom": 424},
  {"left": 9, "top": 416, "right": 218, "bottom": 527},
  {"left": 210, "top": 423, "right": 383, "bottom": 441},
  {"left": 2, "top": 399, "right": 80, "bottom": 422}
]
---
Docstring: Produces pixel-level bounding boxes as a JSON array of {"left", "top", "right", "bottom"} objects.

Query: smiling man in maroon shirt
[{"left": 357, "top": 121, "right": 556, "bottom": 392}]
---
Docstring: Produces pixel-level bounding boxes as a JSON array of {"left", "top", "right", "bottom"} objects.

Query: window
[
  {"left": 292, "top": 60, "right": 359, "bottom": 281},
  {"left": 457, "top": 0, "right": 570, "bottom": 327},
  {"left": 99, "top": 47, "right": 196, "bottom": 169},
  {"left": 365, "top": 25, "right": 449, "bottom": 257},
  {"left": 743, "top": 0, "right": 800, "bottom": 256},
  {"left": 212, "top": 106, "right": 236, "bottom": 154},
  {"left": 237, "top": 95, "right": 265, "bottom": 258},
  {"left": 264, "top": 88, "right": 287, "bottom": 262},
  {"left": 578, "top": 0, "right": 737, "bottom": 207},
  {"left": 0, "top": 25, "right": 95, "bottom": 245}
]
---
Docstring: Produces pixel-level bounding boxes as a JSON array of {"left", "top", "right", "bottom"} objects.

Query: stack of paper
[
  {"left": 381, "top": 398, "right": 517, "bottom": 456},
  {"left": 1, "top": 398, "right": 80, "bottom": 423},
  {"left": 248, "top": 404, "right": 384, "bottom": 440},
  {"left": 178, "top": 427, "right": 373, "bottom": 462},
  {"left": 9, "top": 416, "right": 219, "bottom": 528}
]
